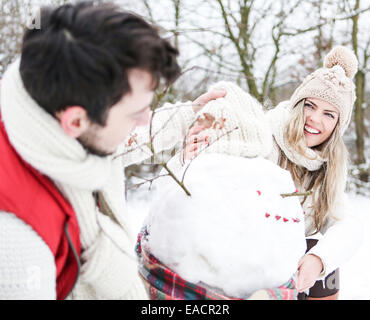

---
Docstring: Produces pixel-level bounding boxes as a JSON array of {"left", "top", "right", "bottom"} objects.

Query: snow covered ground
[
  {"left": 339, "top": 194, "right": 370, "bottom": 300},
  {"left": 127, "top": 187, "right": 370, "bottom": 300}
]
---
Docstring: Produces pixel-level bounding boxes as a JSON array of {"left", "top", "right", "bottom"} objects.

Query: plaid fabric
[{"left": 136, "top": 227, "right": 298, "bottom": 300}]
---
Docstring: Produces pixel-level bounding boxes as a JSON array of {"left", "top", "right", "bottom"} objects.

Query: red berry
[
  {"left": 283, "top": 218, "right": 289, "bottom": 222},
  {"left": 275, "top": 215, "right": 281, "bottom": 220},
  {"left": 265, "top": 213, "right": 270, "bottom": 218},
  {"left": 257, "top": 190, "right": 261, "bottom": 196}
]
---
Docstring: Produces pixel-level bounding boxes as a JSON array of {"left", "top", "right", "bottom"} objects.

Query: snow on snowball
[{"left": 145, "top": 153, "right": 307, "bottom": 299}]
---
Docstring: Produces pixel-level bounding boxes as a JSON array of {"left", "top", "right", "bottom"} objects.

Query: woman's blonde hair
[{"left": 278, "top": 100, "right": 348, "bottom": 234}]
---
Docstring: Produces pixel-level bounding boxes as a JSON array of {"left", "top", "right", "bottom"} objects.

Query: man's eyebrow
[{"left": 306, "top": 99, "right": 338, "bottom": 114}]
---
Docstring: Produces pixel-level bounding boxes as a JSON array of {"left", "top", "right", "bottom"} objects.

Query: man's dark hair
[{"left": 20, "top": 1, "right": 181, "bottom": 125}]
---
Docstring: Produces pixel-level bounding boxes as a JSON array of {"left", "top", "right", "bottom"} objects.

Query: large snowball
[{"left": 145, "top": 153, "right": 306, "bottom": 299}]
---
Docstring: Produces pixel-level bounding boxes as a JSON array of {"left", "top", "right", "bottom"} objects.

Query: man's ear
[{"left": 56, "top": 106, "right": 90, "bottom": 138}]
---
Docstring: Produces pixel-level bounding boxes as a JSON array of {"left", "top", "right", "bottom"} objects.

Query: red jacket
[{"left": 0, "top": 111, "right": 81, "bottom": 299}]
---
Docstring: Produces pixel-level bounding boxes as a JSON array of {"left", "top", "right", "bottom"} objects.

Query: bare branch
[
  {"left": 128, "top": 173, "right": 170, "bottom": 191},
  {"left": 281, "top": 5, "right": 370, "bottom": 37},
  {"left": 280, "top": 190, "right": 313, "bottom": 198},
  {"left": 181, "top": 126, "right": 239, "bottom": 184}
]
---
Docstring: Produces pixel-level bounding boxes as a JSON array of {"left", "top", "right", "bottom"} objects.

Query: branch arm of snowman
[{"left": 126, "top": 173, "right": 170, "bottom": 191}]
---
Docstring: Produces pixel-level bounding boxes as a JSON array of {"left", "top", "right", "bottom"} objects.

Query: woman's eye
[
  {"left": 326, "top": 113, "right": 335, "bottom": 119},
  {"left": 304, "top": 103, "right": 313, "bottom": 109}
]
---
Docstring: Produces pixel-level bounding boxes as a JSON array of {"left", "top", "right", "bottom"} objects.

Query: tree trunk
[
  {"left": 354, "top": 70, "right": 368, "bottom": 181},
  {"left": 352, "top": 0, "right": 368, "bottom": 182}
]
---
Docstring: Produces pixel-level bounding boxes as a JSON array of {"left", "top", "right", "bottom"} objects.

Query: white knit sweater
[{"left": 0, "top": 59, "right": 196, "bottom": 300}]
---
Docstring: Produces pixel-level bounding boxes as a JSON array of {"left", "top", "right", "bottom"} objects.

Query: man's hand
[
  {"left": 297, "top": 254, "right": 324, "bottom": 293},
  {"left": 192, "top": 89, "right": 226, "bottom": 113}
]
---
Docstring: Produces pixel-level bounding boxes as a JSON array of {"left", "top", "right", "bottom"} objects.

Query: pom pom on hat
[{"left": 324, "top": 46, "right": 358, "bottom": 79}]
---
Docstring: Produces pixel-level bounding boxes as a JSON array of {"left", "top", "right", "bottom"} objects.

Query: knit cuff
[
  {"left": 122, "top": 277, "right": 149, "bottom": 300},
  {"left": 80, "top": 231, "right": 148, "bottom": 299},
  {"left": 152, "top": 101, "right": 195, "bottom": 147},
  {"left": 120, "top": 101, "right": 196, "bottom": 168},
  {"left": 177, "top": 101, "right": 197, "bottom": 129}
]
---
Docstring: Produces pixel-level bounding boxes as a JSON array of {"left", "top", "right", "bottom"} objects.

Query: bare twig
[
  {"left": 181, "top": 126, "right": 239, "bottom": 184},
  {"left": 113, "top": 102, "right": 195, "bottom": 160},
  {"left": 161, "top": 161, "right": 191, "bottom": 196},
  {"left": 127, "top": 173, "right": 170, "bottom": 190},
  {"left": 281, "top": 6, "right": 370, "bottom": 37},
  {"left": 280, "top": 190, "right": 313, "bottom": 198},
  {"left": 148, "top": 94, "right": 193, "bottom": 196}
]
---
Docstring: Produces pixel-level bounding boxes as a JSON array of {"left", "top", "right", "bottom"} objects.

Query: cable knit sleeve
[
  {"left": 307, "top": 193, "right": 364, "bottom": 277},
  {"left": 119, "top": 101, "right": 196, "bottom": 167},
  {"left": 0, "top": 211, "right": 56, "bottom": 299}
]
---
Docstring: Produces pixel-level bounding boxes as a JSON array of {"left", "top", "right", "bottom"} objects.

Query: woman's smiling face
[{"left": 303, "top": 97, "right": 339, "bottom": 148}]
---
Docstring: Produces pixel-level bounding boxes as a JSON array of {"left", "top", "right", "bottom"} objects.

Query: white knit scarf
[
  {"left": 266, "top": 101, "right": 327, "bottom": 171},
  {"left": 0, "top": 59, "right": 136, "bottom": 256}
]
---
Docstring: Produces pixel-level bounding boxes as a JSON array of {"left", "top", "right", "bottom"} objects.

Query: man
[{"left": 0, "top": 1, "right": 224, "bottom": 299}]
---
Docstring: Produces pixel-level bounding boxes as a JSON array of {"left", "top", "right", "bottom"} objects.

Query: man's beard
[{"left": 77, "top": 130, "right": 114, "bottom": 157}]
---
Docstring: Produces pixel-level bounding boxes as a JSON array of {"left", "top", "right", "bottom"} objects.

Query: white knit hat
[
  {"left": 193, "top": 81, "right": 272, "bottom": 159},
  {"left": 289, "top": 46, "right": 358, "bottom": 136}
]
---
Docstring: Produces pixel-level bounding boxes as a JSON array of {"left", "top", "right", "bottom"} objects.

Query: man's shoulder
[
  {"left": 0, "top": 210, "right": 52, "bottom": 249},
  {"left": 0, "top": 210, "right": 57, "bottom": 299}
]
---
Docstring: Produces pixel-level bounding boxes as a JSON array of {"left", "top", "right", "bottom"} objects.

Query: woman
[{"left": 183, "top": 46, "right": 363, "bottom": 300}]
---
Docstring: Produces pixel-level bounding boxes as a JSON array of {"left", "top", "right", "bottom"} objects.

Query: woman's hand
[
  {"left": 297, "top": 254, "right": 324, "bottom": 293},
  {"left": 183, "top": 88, "right": 225, "bottom": 161},
  {"left": 191, "top": 89, "right": 226, "bottom": 113},
  {"left": 183, "top": 125, "right": 209, "bottom": 161}
]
